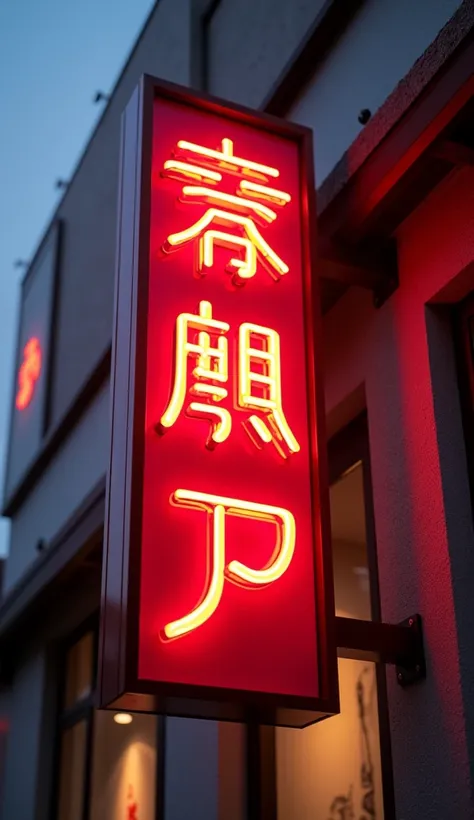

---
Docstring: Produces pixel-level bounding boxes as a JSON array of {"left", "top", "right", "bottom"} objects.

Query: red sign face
[{"left": 99, "top": 78, "right": 337, "bottom": 726}]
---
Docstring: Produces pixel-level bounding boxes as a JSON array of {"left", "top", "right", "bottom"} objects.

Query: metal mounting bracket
[{"left": 336, "top": 613, "right": 426, "bottom": 687}]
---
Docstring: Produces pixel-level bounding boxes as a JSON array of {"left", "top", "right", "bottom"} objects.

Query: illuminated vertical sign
[{"left": 99, "top": 77, "right": 338, "bottom": 726}]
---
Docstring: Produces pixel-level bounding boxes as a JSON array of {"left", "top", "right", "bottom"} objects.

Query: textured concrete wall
[
  {"left": 322, "top": 166, "right": 474, "bottom": 818},
  {"left": 288, "top": 0, "right": 461, "bottom": 184}
]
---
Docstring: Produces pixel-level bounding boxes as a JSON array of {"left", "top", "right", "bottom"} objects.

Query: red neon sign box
[{"left": 99, "top": 76, "right": 338, "bottom": 727}]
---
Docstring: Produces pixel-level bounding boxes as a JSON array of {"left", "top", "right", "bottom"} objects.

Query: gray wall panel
[
  {"left": 207, "top": 0, "right": 327, "bottom": 109},
  {"left": 5, "top": 381, "right": 109, "bottom": 593}
]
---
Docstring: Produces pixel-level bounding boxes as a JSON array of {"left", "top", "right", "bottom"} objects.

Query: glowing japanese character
[
  {"left": 161, "top": 138, "right": 291, "bottom": 284},
  {"left": 158, "top": 303, "right": 299, "bottom": 458},
  {"left": 158, "top": 301, "right": 231, "bottom": 449},
  {"left": 238, "top": 322, "right": 300, "bottom": 457},
  {"left": 163, "top": 489, "right": 296, "bottom": 640}
]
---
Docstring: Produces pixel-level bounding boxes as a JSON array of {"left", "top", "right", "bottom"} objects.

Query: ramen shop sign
[{"left": 99, "top": 76, "right": 338, "bottom": 727}]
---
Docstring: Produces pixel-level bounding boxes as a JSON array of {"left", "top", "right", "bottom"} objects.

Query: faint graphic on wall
[
  {"left": 127, "top": 783, "right": 138, "bottom": 819},
  {"left": 89, "top": 712, "right": 157, "bottom": 820},
  {"left": 327, "top": 667, "right": 376, "bottom": 820},
  {"left": 328, "top": 786, "right": 355, "bottom": 819}
]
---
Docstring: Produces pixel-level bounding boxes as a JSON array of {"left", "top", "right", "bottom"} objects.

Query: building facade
[{"left": 2, "top": 0, "right": 474, "bottom": 817}]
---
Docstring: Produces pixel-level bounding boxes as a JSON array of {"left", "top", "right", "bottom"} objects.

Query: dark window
[
  {"left": 54, "top": 624, "right": 161, "bottom": 820},
  {"left": 55, "top": 628, "right": 95, "bottom": 820},
  {"left": 57, "top": 720, "right": 89, "bottom": 820}
]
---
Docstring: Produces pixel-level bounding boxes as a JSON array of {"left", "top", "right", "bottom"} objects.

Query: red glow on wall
[{"left": 15, "top": 337, "right": 41, "bottom": 411}]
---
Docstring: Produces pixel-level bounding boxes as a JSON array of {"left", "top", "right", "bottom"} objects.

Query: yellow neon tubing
[
  {"left": 164, "top": 208, "right": 289, "bottom": 279},
  {"left": 239, "top": 180, "right": 291, "bottom": 205},
  {"left": 191, "top": 383, "right": 228, "bottom": 400},
  {"left": 162, "top": 160, "right": 222, "bottom": 184},
  {"left": 226, "top": 506, "right": 296, "bottom": 586},
  {"left": 177, "top": 138, "right": 280, "bottom": 178},
  {"left": 248, "top": 414, "right": 273, "bottom": 443},
  {"left": 188, "top": 402, "right": 232, "bottom": 445},
  {"left": 180, "top": 186, "right": 277, "bottom": 223},
  {"left": 271, "top": 409, "right": 300, "bottom": 455},
  {"left": 163, "top": 490, "right": 296, "bottom": 640},
  {"left": 200, "top": 230, "right": 257, "bottom": 279},
  {"left": 238, "top": 322, "right": 278, "bottom": 408},
  {"left": 174, "top": 490, "right": 295, "bottom": 584},
  {"left": 160, "top": 302, "right": 229, "bottom": 430},
  {"left": 164, "top": 502, "right": 226, "bottom": 640},
  {"left": 238, "top": 322, "right": 300, "bottom": 455}
]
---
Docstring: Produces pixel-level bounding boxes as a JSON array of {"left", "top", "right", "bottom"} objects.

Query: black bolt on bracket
[{"left": 395, "top": 614, "right": 426, "bottom": 687}]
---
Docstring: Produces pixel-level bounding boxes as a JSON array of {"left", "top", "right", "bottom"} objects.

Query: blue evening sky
[{"left": 0, "top": 0, "right": 154, "bottom": 557}]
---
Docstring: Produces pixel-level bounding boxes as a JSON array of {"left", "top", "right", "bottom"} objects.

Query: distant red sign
[
  {"left": 127, "top": 785, "right": 137, "bottom": 820},
  {"left": 99, "top": 77, "right": 338, "bottom": 726},
  {"left": 16, "top": 337, "right": 42, "bottom": 411}
]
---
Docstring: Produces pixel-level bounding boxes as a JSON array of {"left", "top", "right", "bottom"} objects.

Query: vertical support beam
[
  {"left": 155, "top": 716, "right": 166, "bottom": 820},
  {"left": 164, "top": 717, "right": 219, "bottom": 820},
  {"left": 193, "top": 0, "right": 222, "bottom": 92},
  {"left": 246, "top": 722, "right": 277, "bottom": 820}
]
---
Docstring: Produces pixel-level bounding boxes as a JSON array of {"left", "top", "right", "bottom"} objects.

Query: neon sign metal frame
[{"left": 98, "top": 74, "right": 339, "bottom": 727}]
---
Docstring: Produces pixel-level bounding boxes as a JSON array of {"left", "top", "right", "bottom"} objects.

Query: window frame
[
  {"left": 51, "top": 617, "right": 97, "bottom": 820},
  {"left": 328, "top": 412, "right": 395, "bottom": 820},
  {"left": 52, "top": 616, "right": 165, "bottom": 820},
  {"left": 247, "top": 412, "right": 396, "bottom": 820},
  {"left": 51, "top": 411, "right": 395, "bottom": 820},
  {"left": 454, "top": 295, "right": 474, "bottom": 512}
]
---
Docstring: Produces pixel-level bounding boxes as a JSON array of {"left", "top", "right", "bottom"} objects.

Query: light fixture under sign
[{"left": 113, "top": 712, "right": 133, "bottom": 725}]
